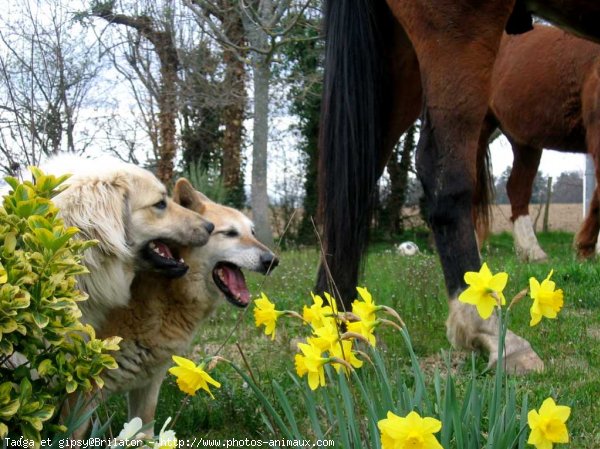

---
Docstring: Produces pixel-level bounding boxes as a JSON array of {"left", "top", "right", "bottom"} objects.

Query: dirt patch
[
  {"left": 371, "top": 203, "right": 584, "bottom": 234},
  {"left": 563, "top": 309, "right": 595, "bottom": 319},
  {"left": 547, "top": 354, "right": 590, "bottom": 371},
  {"left": 586, "top": 326, "right": 600, "bottom": 340},
  {"left": 418, "top": 349, "right": 471, "bottom": 377}
]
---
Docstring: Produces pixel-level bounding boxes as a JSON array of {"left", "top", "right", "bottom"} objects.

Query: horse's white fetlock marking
[{"left": 513, "top": 215, "right": 548, "bottom": 262}]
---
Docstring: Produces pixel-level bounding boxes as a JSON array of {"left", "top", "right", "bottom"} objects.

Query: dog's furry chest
[{"left": 99, "top": 288, "right": 218, "bottom": 394}]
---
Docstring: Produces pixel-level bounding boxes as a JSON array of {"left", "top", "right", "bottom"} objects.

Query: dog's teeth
[
  {"left": 179, "top": 258, "right": 184, "bottom": 263},
  {"left": 149, "top": 242, "right": 156, "bottom": 249}
]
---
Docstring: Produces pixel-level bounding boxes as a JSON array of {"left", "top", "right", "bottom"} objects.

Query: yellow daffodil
[
  {"left": 309, "top": 320, "right": 340, "bottom": 351},
  {"left": 294, "top": 341, "right": 328, "bottom": 390},
  {"left": 253, "top": 292, "right": 284, "bottom": 340},
  {"left": 303, "top": 292, "right": 335, "bottom": 329},
  {"left": 323, "top": 292, "right": 339, "bottom": 314},
  {"left": 458, "top": 262, "right": 508, "bottom": 319},
  {"left": 330, "top": 339, "right": 363, "bottom": 374},
  {"left": 168, "top": 355, "right": 221, "bottom": 398},
  {"left": 351, "top": 286, "right": 379, "bottom": 322},
  {"left": 378, "top": 410, "right": 443, "bottom": 449},
  {"left": 528, "top": 397, "right": 570, "bottom": 449},
  {"left": 347, "top": 318, "right": 377, "bottom": 346},
  {"left": 529, "top": 270, "right": 564, "bottom": 327}
]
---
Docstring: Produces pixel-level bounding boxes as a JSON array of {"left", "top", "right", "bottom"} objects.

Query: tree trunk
[
  {"left": 221, "top": 15, "right": 246, "bottom": 208},
  {"left": 156, "top": 57, "right": 178, "bottom": 185},
  {"left": 251, "top": 55, "right": 274, "bottom": 247},
  {"left": 383, "top": 125, "right": 415, "bottom": 235},
  {"left": 92, "top": 6, "right": 180, "bottom": 185}
]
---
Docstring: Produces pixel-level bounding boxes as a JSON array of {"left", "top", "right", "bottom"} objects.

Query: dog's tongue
[
  {"left": 153, "top": 241, "right": 173, "bottom": 259},
  {"left": 222, "top": 265, "right": 250, "bottom": 305}
]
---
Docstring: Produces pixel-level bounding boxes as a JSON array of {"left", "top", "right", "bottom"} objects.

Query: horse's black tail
[{"left": 316, "top": 0, "right": 394, "bottom": 307}]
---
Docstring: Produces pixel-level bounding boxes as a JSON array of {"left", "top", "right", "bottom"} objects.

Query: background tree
[
  {"left": 493, "top": 166, "right": 511, "bottom": 205},
  {"left": 91, "top": 0, "right": 182, "bottom": 184},
  {"left": 183, "top": 0, "right": 249, "bottom": 208},
  {"left": 178, "top": 41, "right": 225, "bottom": 177},
  {"left": 0, "top": 0, "right": 102, "bottom": 175},
  {"left": 215, "top": 2, "right": 247, "bottom": 208},
  {"left": 494, "top": 166, "right": 549, "bottom": 205},
  {"left": 553, "top": 171, "right": 583, "bottom": 203},
  {"left": 380, "top": 124, "right": 417, "bottom": 235},
  {"left": 531, "top": 171, "right": 550, "bottom": 204},
  {"left": 187, "top": 0, "right": 316, "bottom": 247},
  {"left": 281, "top": 10, "right": 322, "bottom": 244}
]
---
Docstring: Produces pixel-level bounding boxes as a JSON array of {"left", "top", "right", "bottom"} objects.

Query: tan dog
[
  {"left": 44, "top": 156, "right": 214, "bottom": 328},
  {"left": 97, "top": 178, "right": 278, "bottom": 430}
]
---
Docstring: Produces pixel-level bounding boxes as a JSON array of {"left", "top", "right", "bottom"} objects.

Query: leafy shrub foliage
[{"left": 0, "top": 168, "right": 120, "bottom": 440}]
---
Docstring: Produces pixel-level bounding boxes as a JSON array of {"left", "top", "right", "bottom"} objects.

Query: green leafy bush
[{"left": 0, "top": 168, "right": 120, "bottom": 440}]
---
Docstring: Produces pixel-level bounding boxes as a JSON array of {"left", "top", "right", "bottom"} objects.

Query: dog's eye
[
  {"left": 224, "top": 229, "right": 239, "bottom": 238},
  {"left": 153, "top": 200, "right": 167, "bottom": 210}
]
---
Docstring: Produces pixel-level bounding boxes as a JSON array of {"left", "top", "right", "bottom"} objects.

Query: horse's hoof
[
  {"left": 502, "top": 347, "right": 544, "bottom": 375},
  {"left": 526, "top": 249, "right": 548, "bottom": 263},
  {"left": 487, "top": 333, "right": 544, "bottom": 375},
  {"left": 516, "top": 247, "right": 548, "bottom": 263},
  {"left": 576, "top": 246, "right": 595, "bottom": 260}
]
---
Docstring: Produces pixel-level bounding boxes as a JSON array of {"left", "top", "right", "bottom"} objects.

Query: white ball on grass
[{"left": 396, "top": 241, "right": 419, "bottom": 256}]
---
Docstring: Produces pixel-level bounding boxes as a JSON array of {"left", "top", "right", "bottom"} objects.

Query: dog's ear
[
  {"left": 53, "top": 177, "right": 130, "bottom": 259},
  {"left": 173, "top": 178, "right": 211, "bottom": 211}
]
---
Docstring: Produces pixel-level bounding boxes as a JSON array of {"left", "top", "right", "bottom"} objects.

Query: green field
[{"left": 103, "top": 231, "right": 600, "bottom": 447}]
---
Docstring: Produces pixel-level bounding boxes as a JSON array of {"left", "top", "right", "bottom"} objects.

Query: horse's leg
[
  {"left": 577, "top": 62, "right": 600, "bottom": 258},
  {"left": 389, "top": 0, "right": 543, "bottom": 373},
  {"left": 576, "top": 186, "right": 600, "bottom": 258},
  {"left": 575, "top": 153, "right": 600, "bottom": 258},
  {"left": 507, "top": 143, "right": 547, "bottom": 262}
]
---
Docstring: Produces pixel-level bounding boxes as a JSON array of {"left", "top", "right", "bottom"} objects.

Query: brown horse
[
  {"left": 476, "top": 25, "right": 600, "bottom": 262},
  {"left": 317, "top": 0, "right": 600, "bottom": 374}
]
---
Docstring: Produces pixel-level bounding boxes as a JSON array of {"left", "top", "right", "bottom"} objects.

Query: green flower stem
[{"left": 169, "top": 395, "right": 190, "bottom": 430}]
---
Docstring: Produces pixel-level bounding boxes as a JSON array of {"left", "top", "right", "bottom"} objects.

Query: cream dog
[{"left": 44, "top": 156, "right": 214, "bottom": 328}]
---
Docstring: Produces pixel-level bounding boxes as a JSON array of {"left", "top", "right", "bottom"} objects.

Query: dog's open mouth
[
  {"left": 212, "top": 262, "right": 250, "bottom": 308},
  {"left": 141, "top": 240, "right": 188, "bottom": 278}
]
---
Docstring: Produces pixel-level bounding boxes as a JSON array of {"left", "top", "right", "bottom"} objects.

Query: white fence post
[{"left": 584, "top": 154, "right": 596, "bottom": 217}]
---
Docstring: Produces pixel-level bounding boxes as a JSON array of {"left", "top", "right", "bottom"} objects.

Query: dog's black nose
[
  {"left": 260, "top": 253, "right": 279, "bottom": 273},
  {"left": 203, "top": 221, "right": 215, "bottom": 234}
]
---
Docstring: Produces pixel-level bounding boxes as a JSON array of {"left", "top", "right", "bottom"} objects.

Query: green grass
[{"left": 102, "top": 231, "right": 600, "bottom": 447}]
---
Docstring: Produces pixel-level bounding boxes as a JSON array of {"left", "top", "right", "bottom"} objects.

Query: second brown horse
[{"left": 477, "top": 25, "right": 600, "bottom": 262}]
